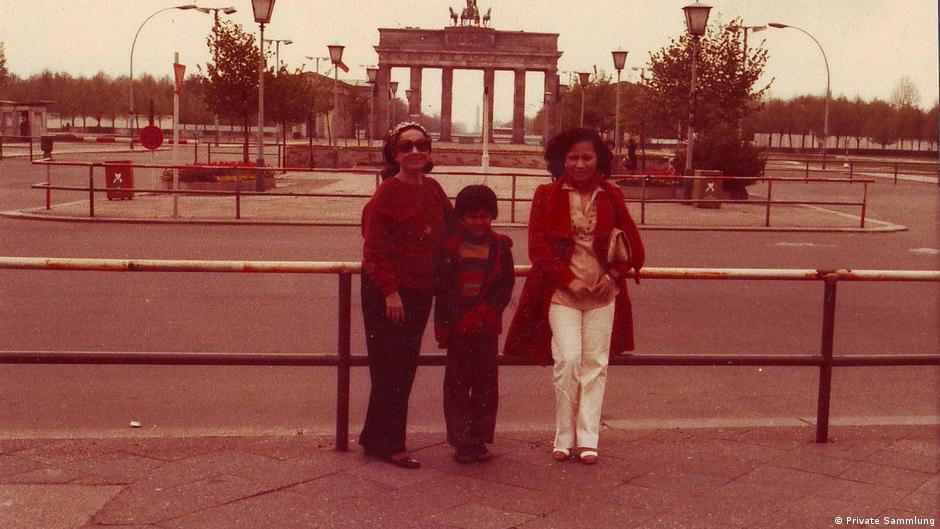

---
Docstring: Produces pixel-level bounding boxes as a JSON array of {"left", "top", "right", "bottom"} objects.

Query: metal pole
[
  {"left": 45, "top": 164, "right": 51, "bottom": 210},
  {"left": 615, "top": 68, "right": 622, "bottom": 155},
  {"left": 173, "top": 52, "right": 180, "bottom": 219},
  {"left": 256, "top": 23, "right": 266, "bottom": 192},
  {"left": 765, "top": 179, "right": 773, "bottom": 227},
  {"left": 510, "top": 174, "right": 517, "bottom": 223},
  {"left": 580, "top": 86, "right": 585, "bottom": 127},
  {"left": 683, "top": 36, "right": 700, "bottom": 199},
  {"left": 88, "top": 165, "right": 95, "bottom": 218},
  {"left": 640, "top": 176, "right": 648, "bottom": 224},
  {"left": 861, "top": 182, "right": 868, "bottom": 228},
  {"left": 816, "top": 279, "right": 837, "bottom": 443},
  {"left": 333, "top": 63, "right": 339, "bottom": 168},
  {"left": 335, "top": 272, "right": 352, "bottom": 451}
]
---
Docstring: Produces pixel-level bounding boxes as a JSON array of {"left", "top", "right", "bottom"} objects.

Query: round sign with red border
[{"left": 139, "top": 125, "right": 164, "bottom": 150}]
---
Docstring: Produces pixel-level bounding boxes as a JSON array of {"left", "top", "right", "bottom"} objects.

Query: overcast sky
[{"left": 2, "top": 0, "right": 937, "bottom": 127}]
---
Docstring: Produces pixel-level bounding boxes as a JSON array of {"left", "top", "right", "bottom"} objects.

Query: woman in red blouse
[
  {"left": 360, "top": 122, "right": 452, "bottom": 469},
  {"left": 504, "top": 127, "right": 645, "bottom": 465}
]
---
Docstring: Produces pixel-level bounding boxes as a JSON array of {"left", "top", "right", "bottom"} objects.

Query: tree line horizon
[{"left": 1, "top": 19, "right": 937, "bottom": 152}]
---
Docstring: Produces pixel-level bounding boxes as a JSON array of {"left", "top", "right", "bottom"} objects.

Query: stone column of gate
[
  {"left": 375, "top": 64, "right": 391, "bottom": 136},
  {"left": 409, "top": 67, "right": 423, "bottom": 116},
  {"left": 512, "top": 69, "right": 526, "bottom": 144},
  {"left": 440, "top": 67, "right": 454, "bottom": 143},
  {"left": 483, "top": 68, "right": 495, "bottom": 141},
  {"left": 543, "top": 70, "right": 559, "bottom": 143}
]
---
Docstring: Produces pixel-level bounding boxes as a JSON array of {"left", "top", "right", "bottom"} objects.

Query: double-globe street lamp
[
  {"left": 577, "top": 72, "right": 590, "bottom": 127},
  {"left": 681, "top": 1, "right": 712, "bottom": 199},
  {"left": 129, "top": 4, "right": 200, "bottom": 149},
  {"left": 611, "top": 49, "right": 629, "bottom": 156},
  {"left": 768, "top": 22, "right": 830, "bottom": 168},
  {"left": 252, "top": 0, "right": 276, "bottom": 191},
  {"left": 327, "top": 44, "right": 345, "bottom": 166},
  {"left": 265, "top": 38, "right": 293, "bottom": 70}
]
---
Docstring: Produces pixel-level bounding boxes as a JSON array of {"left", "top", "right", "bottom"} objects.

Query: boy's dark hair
[
  {"left": 454, "top": 185, "right": 498, "bottom": 220},
  {"left": 543, "top": 127, "right": 613, "bottom": 180}
]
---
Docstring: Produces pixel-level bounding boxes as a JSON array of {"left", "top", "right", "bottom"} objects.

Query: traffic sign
[{"left": 139, "top": 125, "right": 164, "bottom": 151}]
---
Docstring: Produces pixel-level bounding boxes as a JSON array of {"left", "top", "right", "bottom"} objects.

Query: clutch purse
[{"left": 607, "top": 228, "right": 632, "bottom": 265}]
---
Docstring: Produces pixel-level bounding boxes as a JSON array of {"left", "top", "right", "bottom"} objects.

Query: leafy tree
[
  {"left": 865, "top": 99, "right": 896, "bottom": 149},
  {"left": 265, "top": 66, "right": 312, "bottom": 151},
  {"left": 202, "top": 20, "right": 262, "bottom": 162},
  {"left": 922, "top": 103, "right": 938, "bottom": 150}
]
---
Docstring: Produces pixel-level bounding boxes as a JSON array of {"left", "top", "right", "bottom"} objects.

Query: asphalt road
[{"left": 0, "top": 154, "right": 937, "bottom": 437}]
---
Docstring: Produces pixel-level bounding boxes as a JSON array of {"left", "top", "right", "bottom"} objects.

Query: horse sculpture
[
  {"left": 482, "top": 7, "right": 491, "bottom": 26},
  {"left": 449, "top": 6, "right": 458, "bottom": 26}
]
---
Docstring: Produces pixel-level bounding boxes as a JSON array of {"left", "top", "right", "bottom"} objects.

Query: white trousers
[{"left": 548, "top": 300, "right": 615, "bottom": 451}]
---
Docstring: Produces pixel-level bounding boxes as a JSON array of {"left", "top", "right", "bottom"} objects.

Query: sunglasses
[{"left": 396, "top": 138, "right": 432, "bottom": 153}]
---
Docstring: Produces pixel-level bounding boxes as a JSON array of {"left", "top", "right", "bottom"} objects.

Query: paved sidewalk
[
  {"left": 0, "top": 166, "right": 907, "bottom": 231},
  {"left": 0, "top": 424, "right": 936, "bottom": 529}
]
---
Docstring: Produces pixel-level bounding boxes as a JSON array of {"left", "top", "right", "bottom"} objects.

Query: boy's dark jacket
[{"left": 434, "top": 230, "right": 515, "bottom": 348}]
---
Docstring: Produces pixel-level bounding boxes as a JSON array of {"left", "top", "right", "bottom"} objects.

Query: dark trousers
[
  {"left": 359, "top": 274, "right": 432, "bottom": 457},
  {"left": 443, "top": 334, "right": 499, "bottom": 448}
]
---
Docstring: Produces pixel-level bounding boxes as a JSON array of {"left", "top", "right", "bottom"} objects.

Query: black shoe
[
  {"left": 454, "top": 449, "right": 477, "bottom": 464},
  {"left": 386, "top": 453, "right": 421, "bottom": 469},
  {"left": 474, "top": 445, "right": 493, "bottom": 463}
]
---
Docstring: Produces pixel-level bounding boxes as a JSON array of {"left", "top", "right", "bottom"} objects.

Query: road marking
[
  {"left": 910, "top": 248, "right": 940, "bottom": 255},
  {"left": 800, "top": 204, "right": 905, "bottom": 230}
]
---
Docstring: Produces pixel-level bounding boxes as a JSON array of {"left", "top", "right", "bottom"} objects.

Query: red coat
[{"left": 503, "top": 180, "right": 645, "bottom": 365}]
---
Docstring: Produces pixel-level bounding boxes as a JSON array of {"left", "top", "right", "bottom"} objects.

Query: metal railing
[
  {"left": 1, "top": 256, "right": 937, "bottom": 448},
  {"left": 619, "top": 175, "right": 873, "bottom": 228},
  {"left": 764, "top": 156, "right": 940, "bottom": 186},
  {"left": 30, "top": 160, "right": 881, "bottom": 229}
]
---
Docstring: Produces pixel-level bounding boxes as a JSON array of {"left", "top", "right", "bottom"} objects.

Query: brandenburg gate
[{"left": 373, "top": 3, "right": 562, "bottom": 144}]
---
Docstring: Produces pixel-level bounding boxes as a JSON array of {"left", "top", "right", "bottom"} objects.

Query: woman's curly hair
[{"left": 543, "top": 127, "right": 613, "bottom": 180}]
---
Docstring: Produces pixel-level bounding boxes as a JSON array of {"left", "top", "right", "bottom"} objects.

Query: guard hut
[
  {"left": 0, "top": 100, "right": 53, "bottom": 139},
  {"left": 299, "top": 72, "right": 372, "bottom": 140}
]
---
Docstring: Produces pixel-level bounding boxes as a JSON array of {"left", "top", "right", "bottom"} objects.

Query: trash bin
[
  {"left": 40, "top": 135, "right": 53, "bottom": 159},
  {"left": 692, "top": 170, "right": 723, "bottom": 209},
  {"left": 104, "top": 160, "right": 134, "bottom": 200}
]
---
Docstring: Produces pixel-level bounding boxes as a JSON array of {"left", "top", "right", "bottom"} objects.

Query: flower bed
[{"left": 161, "top": 161, "right": 275, "bottom": 191}]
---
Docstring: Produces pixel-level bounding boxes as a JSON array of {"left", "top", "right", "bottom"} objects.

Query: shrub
[{"left": 161, "top": 161, "right": 256, "bottom": 183}]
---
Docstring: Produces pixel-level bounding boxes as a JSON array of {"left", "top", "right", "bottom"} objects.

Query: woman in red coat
[{"left": 504, "top": 127, "right": 644, "bottom": 465}]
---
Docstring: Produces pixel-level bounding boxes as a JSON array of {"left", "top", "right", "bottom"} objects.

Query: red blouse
[{"left": 362, "top": 176, "right": 452, "bottom": 296}]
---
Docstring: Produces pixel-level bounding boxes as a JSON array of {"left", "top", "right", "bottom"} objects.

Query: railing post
[
  {"left": 765, "top": 179, "right": 773, "bottom": 227},
  {"left": 29, "top": 137, "right": 34, "bottom": 161},
  {"left": 235, "top": 185, "right": 241, "bottom": 219},
  {"left": 207, "top": 142, "right": 212, "bottom": 164},
  {"left": 894, "top": 163, "right": 899, "bottom": 185},
  {"left": 848, "top": 162, "right": 853, "bottom": 180},
  {"left": 88, "top": 165, "right": 95, "bottom": 218},
  {"left": 0, "top": 135, "right": 4, "bottom": 160},
  {"left": 510, "top": 174, "right": 517, "bottom": 223},
  {"left": 194, "top": 139, "right": 199, "bottom": 164},
  {"left": 640, "top": 176, "right": 647, "bottom": 225},
  {"left": 805, "top": 160, "right": 809, "bottom": 182},
  {"left": 816, "top": 277, "right": 837, "bottom": 443},
  {"left": 335, "top": 272, "right": 352, "bottom": 451},
  {"left": 860, "top": 182, "right": 868, "bottom": 228},
  {"left": 46, "top": 164, "right": 51, "bottom": 210}
]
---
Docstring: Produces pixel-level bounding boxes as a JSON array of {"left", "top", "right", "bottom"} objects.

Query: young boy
[{"left": 435, "top": 185, "right": 515, "bottom": 464}]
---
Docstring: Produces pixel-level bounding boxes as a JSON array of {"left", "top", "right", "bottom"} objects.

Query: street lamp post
[
  {"left": 769, "top": 22, "right": 830, "bottom": 168},
  {"left": 578, "top": 72, "right": 590, "bottom": 127},
  {"left": 129, "top": 4, "right": 199, "bottom": 149},
  {"left": 631, "top": 67, "right": 648, "bottom": 171},
  {"left": 611, "top": 50, "right": 629, "bottom": 155},
  {"left": 366, "top": 67, "right": 378, "bottom": 152},
  {"left": 682, "top": 1, "right": 712, "bottom": 199},
  {"left": 726, "top": 23, "right": 766, "bottom": 71},
  {"left": 252, "top": 0, "right": 276, "bottom": 191},
  {"left": 196, "top": 6, "right": 237, "bottom": 146},
  {"left": 327, "top": 44, "right": 345, "bottom": 167},
  {"left": 305, "top": 56, "right": 330, "bottom": 74},
  {"left": 558, "top": 84, "right": 569, "bottom": 132}
]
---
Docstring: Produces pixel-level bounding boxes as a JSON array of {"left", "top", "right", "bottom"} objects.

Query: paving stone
[
  {"left": 0, "top": 439, "right": 53, "bottom": 455},
  {"left": 867, "top": 449, "right": 940, "bottom": 473},
  {"left": 840, "top": 461, "right": 933, "bottom": 491},
  {"left": 2, "top": 465, "right": 83, "bottom": 484},
  {"left": 426, "top": 502, "right": 536, "bottom": 529},
  {"left": 913, "top": 474, "right": 940, "bottom": 495},
  {"left": 756, "top": 496, "right": 864, "bottom": 529},
  {"left": 122, "top": 437, "right": 249, "bottom": 462},
  {"left": 629, "top": 466, "right": 730, "bottom": 497},
  {"left": 95, "top": 474, "right": 269, "bottom": 525},
  {"left": 286, "top": 471, "right": 393, "bottom": 501},
  {"left": 15, "top": 439, "right": 119, "bottom": 465},
  {"left": 0, "top": 455, "right": 47, "bottom": 478},
  {"left": 346, "top": 454, "right": 445, "bottom": 488},
  {"left": 734, "top": 427, "right": 814, "bottom": 450},
  {"left": 64, "top": 452, "right": 165, "bottom": 485},
  {"left": 667, "top": 450, "right": 759, "bottom": 480},
  {"left": 888, "top": 439, "right": 940, "bottom": 458},
  {"left": 401, "top": 473, "right": 562, "bottom": 517},
  {"left": 770, "top": 449, "right": 858, "bottom": 477},
  {"left": 891, "top": 491, "right": 940, "bottom": 513},
  {"left": 817, "top": 476, "right": 908, "bottom": 509},
  {"left": 0, "top": 484, "right": 123, "bottom": 529},
  {"left": 240, "top": 435, "right": 333, "bottom": 460}
]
